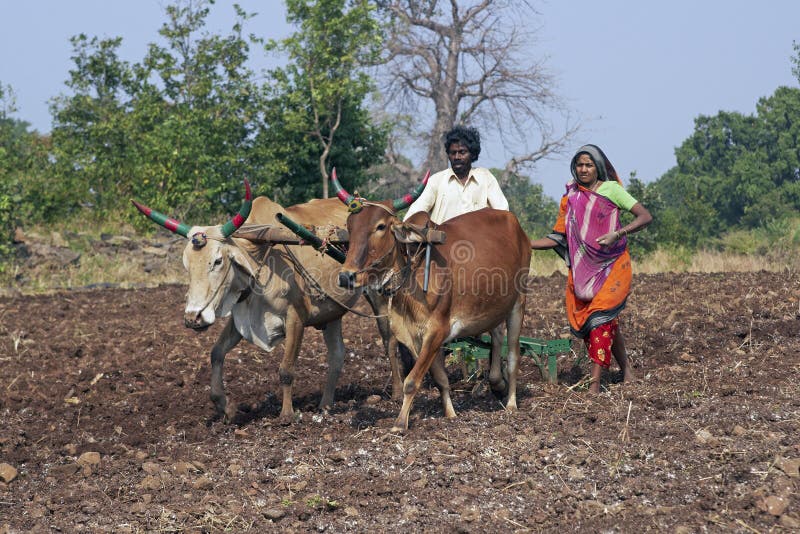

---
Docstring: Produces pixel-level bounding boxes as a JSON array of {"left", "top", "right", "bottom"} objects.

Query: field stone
[
  {"left": 77, "top": 451, "right": 101, "bottom": 466},
  {"left": 775, "top": 457, "right": 800, "bottom": 478},
  {"left": 344, "top": 506, "right": 359, "bottom": 517},
  {"left": 141, "top": 462, "right": 161, "bottom": 475},
  {"left": 759, "top": 495, "right": 789, "bottom": 516},
  {"left": 0, "top": 464, "right": 17, "bottom": 483},
  {"left": 139, "top": 475, "right": 162, "bottom": 491},
  {"left": 460, "top": 506, "right": 480, "bottom": 522},
  {"left": 694, "top": 429, "right": 717, "bottom": 445},
  {"left": 50, "top": 463, "right": 80, "bottom": 478},
  {"left": 173, "top": 461, "right": 195, "bottom": 475},
  {"left": 192, "top": 476, "right": 214, "bottom": 490},
  {"left": 263, "top": 508, "right": 286, "bottom": 521},
  {"left": 780, "top": 515, "right": 800, "bottom": 529},
  {"left": 732, "top": 425, "right": 747, "bottom": 436}
]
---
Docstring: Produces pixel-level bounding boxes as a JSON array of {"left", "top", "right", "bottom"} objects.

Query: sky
[{"left": 1, "top": 1, "right": 798, "bottom": 199}]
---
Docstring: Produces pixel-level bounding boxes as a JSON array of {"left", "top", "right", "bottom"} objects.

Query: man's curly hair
[{"left": 443, "top": 125, "right": 481, "bottom": 161}]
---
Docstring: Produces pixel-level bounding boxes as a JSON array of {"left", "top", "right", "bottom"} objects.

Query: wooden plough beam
[{"left": 233, "top": 214, "right": 446, "bottom": 266}]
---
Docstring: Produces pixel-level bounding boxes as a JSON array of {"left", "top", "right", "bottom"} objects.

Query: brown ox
[
  {"left": 133, "top": 180, "right": 422, "bottom": 422},
  {"left": 334, "top": 175, "right": 531, "bottom": 432}
]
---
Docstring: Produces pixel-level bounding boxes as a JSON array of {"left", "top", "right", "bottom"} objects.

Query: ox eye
[
  {"left": 212, "top": 257, "right": 223, "bottom": 268},
  {"left": 376, "top": 223, "right": 386, "bottom": 232}
]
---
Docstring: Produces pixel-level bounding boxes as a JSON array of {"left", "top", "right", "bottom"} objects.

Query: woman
[{"left": 531, "top": 144, "right": 652, "bottom": 393}]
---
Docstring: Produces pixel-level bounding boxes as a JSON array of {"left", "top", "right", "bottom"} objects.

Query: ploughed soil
[{"left": 1, "top": 270, "right": 799, "bottom": 532}]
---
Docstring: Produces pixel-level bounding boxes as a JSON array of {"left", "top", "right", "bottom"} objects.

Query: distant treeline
[{"left": 1, "top": 3, "right": 799, "bottom": 264}]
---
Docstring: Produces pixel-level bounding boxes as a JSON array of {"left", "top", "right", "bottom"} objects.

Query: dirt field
[{"left": 1, "top": 270, "right": 799, "bottom": 532}]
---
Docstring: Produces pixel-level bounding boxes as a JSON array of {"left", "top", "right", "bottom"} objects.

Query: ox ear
[
  {"left": 226, "top": 245, "right": 257, "bottom": 278},
  {"left": 391, "top": 222, "right": 426, "bottom": 244}
]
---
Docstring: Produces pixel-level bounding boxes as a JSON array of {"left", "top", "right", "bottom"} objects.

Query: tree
[
  {"left": 47, "top": 1, "right": 265, "bottom": 223},
  {"left": 263, "top": 0, "right": 387, "bottom": 200},
  {"left": 0, "top": 83, "right": 50, "bottom": 260},
  {"left": 48, "top": 34, "right": 136, "bottom": 218},
  {"left": 496, "top": 169, "right": 557, "bottom": 237},
  {"left": 374, "top": 0, "right": 577, "bottom": 179},
  {"left": 646, "top": 85, "right": 800, "bottom": 247}
]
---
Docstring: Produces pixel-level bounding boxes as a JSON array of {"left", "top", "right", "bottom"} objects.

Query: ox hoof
[
  {"left": 490, "top": 380, "right": 509, "bottom": 399},
  {"left": 278, "top": 410, "right": 300, "bottom": 426},
  {"left": 221, "top": 404, "right": 239, "bottom": 423},
  {"left": 390, "top": 418, "right": 410, "bottom": 434}
]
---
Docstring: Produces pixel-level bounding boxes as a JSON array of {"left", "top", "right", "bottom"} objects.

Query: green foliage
[
  {"left": 261, "top": 0, "right": 387, "bottom": 203},
  {"left": 496, "top": 170, "right": 559, "bottom": 237},
  {"left": 623, "top": 175, "right": 660, "bottom": 255},
  {"left": 37, "top": 0, "right": 388, "bottom": 222},
  {"left": 646, "top": 85, "right": 800, "bottom": 249},
  {"left": 46, "top": 3, "right": 266, "bottom": 226},
  {"left": 0, "top": 84, "right": 50, "bottom": 263}
]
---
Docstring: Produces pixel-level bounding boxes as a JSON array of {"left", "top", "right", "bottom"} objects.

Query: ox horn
[
  {"left": 330, "top": 168, "right": 430, "bottom": 212},
  {"left": 219, "top": 179, "right": 252, "bottom": 237},
  {"left": 392, "top": 169, "right": 430, "bottom": 210},
  {"left": 131, "top": 179, "right": 252, "bottom": 238},
  {"left": 330, "top": 168, "right": 363, "bottom": 212}
]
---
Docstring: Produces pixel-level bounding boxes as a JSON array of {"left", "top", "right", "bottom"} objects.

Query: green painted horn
[{"left": 131, "top": 179, "right": 252, "bottom": 238}]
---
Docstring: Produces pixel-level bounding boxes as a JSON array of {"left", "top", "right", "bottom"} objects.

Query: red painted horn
[
  {"left": 219, "top": 179, "right": 252, "bottom": 237},
  {"left": 132, "top": 179, "right": 251, "bottom": 238},
  {"left": 330, "top": 168, "right": 430, "bottom": 212},
  {"left": 392, "top": 169, "right": 430, "bottom": 210}
]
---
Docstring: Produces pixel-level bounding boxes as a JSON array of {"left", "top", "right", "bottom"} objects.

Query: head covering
[{"left": 570, "top": 144, "right": 622, "bottom": 185}]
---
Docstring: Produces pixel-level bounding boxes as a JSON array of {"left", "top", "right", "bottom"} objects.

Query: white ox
[{"left": 133, "top": 180, "right": 422, "bottom": 422}]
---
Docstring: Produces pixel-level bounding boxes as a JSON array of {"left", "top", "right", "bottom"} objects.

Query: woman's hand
[{"left": 596, "top": 231, "right": 620, "bottom": 247}]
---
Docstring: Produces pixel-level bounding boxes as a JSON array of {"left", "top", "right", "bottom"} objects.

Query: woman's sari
[{"left": 551, "top": 183, "right": 631, "bottom": 346}]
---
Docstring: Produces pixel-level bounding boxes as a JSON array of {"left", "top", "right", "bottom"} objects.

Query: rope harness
[
  {"left": 190, "top": 234, "right": 235, "bottom": 320},
  {"left": 190, "top": 211, "right": 428, "bottom": 322}
]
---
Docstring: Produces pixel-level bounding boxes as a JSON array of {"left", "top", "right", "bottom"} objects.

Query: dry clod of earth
[
  {"left": 0, "top": 464, "right": 17, "bottom": 484},
  {"left": 0, "top": 270, "right": 799, "bottom": 531}
]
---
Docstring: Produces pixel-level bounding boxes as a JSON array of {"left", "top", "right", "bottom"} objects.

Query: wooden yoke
[
  {"left": 233, "top": 223, "right": 350, "bottom": 245},
  {"left": 401, "top": 222, "right": 447, "bottom": 244},
  {"left": 235, "top": 223, "right": 446, "bottom": 246}
]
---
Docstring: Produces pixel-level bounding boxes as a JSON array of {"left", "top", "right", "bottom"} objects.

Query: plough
[
  {"left": 445, "top": 335, "right": 572, "bottom": 384},
  {"left": 238, "top": 213, "right": 575, "bottom": 384}
]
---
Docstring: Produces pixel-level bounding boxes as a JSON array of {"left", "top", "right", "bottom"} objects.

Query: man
[
  {"left": 404, "top": 125, "right": 508, "bottom": 223},
  {"left": 401, "top": 125, "right": 510, "bottom": 375}
]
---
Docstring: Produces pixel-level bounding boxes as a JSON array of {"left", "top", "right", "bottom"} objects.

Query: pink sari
[{"left": 565, "top": 183, "right": 626, "bottom": 301}]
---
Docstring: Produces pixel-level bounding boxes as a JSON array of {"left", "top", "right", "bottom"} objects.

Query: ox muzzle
[
  {"left": 338, "top": 270, "right": 356, "bottom": 290},
  {"left": 184, "top": 310, "right": 213, "bottom": 331}
]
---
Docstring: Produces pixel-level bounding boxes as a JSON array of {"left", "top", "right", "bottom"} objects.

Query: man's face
[{"left": 447, "top": 141, "right": 473, "bottom": 174}]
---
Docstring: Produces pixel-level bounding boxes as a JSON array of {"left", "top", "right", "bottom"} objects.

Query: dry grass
[
  {"left": 530, "top": 247, "right": 798, "bottom": 277},
  {"left": 24, "top": 252, "right": 183, "bottom": 293},
  {"left": 4, "top": 221, "right": 799, "bottom": 294}
]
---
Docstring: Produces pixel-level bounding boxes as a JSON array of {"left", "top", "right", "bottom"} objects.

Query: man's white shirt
[{"left": 403, "top": 167, "right": 509, "bottom": 224}]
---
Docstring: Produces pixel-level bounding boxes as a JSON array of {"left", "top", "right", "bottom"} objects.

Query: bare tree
[{"left": 374, "top": 0, "right": 578, "bottom": 178}]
